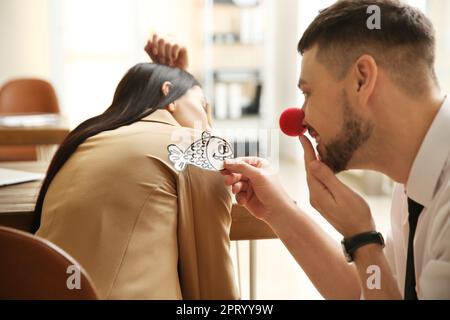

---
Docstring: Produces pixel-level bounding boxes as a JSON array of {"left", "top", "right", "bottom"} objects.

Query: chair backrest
[
  {"left": 0, "top": 79, "right": 60, "bottom": 161},
  {"left": 0, "top": 226, "right": 99, "bottom": 299},
  {"left": 0, "top": 78, "right": 59, "bottom": 114}
]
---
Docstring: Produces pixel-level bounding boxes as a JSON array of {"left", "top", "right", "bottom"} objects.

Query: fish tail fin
[{"left": 167, "top": 144, "right": 187, "bottom": 171}]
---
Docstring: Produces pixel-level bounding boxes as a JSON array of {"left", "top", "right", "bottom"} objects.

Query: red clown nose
[{"left": 279, "top": 107, "right": 307, "bottom": 137}]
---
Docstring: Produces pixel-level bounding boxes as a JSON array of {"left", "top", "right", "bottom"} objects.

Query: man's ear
[
  {"left": 161, "top": 81, "right": 173, "bottom": 96},
  {"left": 354, "top": 54, "right": 377, "bottom": 106}
]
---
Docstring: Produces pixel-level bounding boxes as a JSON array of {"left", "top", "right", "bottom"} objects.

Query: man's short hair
[{"left": 297, "top": 0, "right": 437, "bottom": 95}]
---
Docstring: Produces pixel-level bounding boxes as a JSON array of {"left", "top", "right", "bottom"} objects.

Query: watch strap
[{"left": 341, "top": 231, "right": 385, "bottom": 262}]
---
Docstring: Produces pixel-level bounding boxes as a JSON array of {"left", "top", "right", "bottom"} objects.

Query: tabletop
[{"left": 0, "top": 114, "right": 70, "bottom": 146}]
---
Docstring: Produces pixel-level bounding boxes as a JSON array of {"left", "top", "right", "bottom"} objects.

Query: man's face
[{"left": 299, "top": 46, "right": 373, "bottom": 173}]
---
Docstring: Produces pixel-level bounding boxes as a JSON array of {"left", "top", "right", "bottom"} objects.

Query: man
[{"left": 148, "top": 0, "right": 449, "bottom": 299}]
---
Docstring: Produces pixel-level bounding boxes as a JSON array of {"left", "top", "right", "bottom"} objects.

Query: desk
[
  {"left": 0, "top": 125, "right": 69, "bottom": 146},
  {"left": 0, "top": 115, "right": 70, "bottom": 146},
  {"left": 0, "top": 115, "right": 70, "bottom": 161}
]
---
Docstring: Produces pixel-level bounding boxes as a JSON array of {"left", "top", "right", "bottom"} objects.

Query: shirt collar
[
  {"left": 139, "top": 109, "right": 180, "bottom": 127},
  {"left": 406, "top": 96, "right": 450, "bottom": 207}
]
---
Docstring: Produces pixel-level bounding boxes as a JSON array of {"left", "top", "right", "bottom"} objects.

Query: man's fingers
[
  {"left": 224, "top": 158, "right": 263, "bottom": 180},
  {"left": 299, "top": 135, "right": 318, "bottom": 168},
  {"left": 308, "top": 160, "right": 344, "bottom": 197},
  {"left": 224, "top": 173, "right": 240, "bottom": 186},
  {"left": 224, "top": 172, "right": 248, "bottom": 186},
  {"left": 232, "top": 181, "right": 249, "bottom": 194},
  {"left": 235, "top": 192, "right": 249, "bottom": 205},
  {"left": 306, "top": 166, "right": 336, "bottom": 211},
  {"left": 228, "top": 156, "right": 266, "bottom": 168}
]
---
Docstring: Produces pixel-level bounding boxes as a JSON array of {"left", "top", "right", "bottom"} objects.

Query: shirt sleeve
[{"left": 384, "top": 228, "right": 398, "bottom": 287}]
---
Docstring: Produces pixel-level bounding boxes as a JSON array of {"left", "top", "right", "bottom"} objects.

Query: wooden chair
[
  {"left": 0, "top": 226, "right": 98, "bottom": 299},
  {"left": 0, "top": 79, "right": 60, "bottom": 161}
]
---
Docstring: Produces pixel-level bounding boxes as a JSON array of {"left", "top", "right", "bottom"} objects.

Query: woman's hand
[
  {"left": 222, "top": 157, "right": 296, "bottom": 222},
  {"left": 144, "top": 34, "right": 189, "bottom": 70},
  {"left": 299, "top": 135, "right": 375, "bottom": 238}
]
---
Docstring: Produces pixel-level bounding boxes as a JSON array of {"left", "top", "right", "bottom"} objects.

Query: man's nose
[{"left": 301, "top": 107, "right": 308, "bottom": 127}]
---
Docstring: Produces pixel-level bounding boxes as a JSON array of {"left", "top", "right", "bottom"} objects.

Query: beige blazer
[{"left": 36, "top": 110, "right": 239, "bottom": 299}]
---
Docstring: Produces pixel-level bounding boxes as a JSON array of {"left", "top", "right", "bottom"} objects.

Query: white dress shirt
[{"left": 385, "top": 96, "right": 450, "bottom": 299}]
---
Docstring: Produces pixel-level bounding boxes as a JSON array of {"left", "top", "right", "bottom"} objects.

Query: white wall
[
  {"left": 263, "top": 0, "right": 305, "bottom": 164},
  {"left": 51, "top": 0, "right": 204, "bottom": 127},
  {"left": 0, "top": 0, "right": 204, "bottom": 125},
  {"left": 429, "top": 0, "right": 450, "bottom": 93},
  {"left": 0, "top": 0, "right": 52, "bottom": 84}
]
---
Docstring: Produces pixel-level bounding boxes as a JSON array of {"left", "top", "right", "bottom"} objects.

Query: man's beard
[{"left": 318, "top": 90, "right": 374, "bottom": 174}]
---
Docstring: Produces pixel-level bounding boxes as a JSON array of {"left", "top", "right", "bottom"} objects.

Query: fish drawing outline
[{"left": 167, "top": 131, "right": 234, "bottom": 172}]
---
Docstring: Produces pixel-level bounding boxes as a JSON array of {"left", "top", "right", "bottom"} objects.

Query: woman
[{"left": 33, "top": 63, "right": 239, "bottom": 300}]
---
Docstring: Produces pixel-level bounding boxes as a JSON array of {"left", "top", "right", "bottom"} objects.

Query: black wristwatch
[{"left": 341, "top": 231, "right": 385, "bottom": 263}]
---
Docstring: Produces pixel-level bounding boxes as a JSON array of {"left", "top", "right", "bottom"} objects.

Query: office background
[{"left": 1, "top": 0, "right": 449, "bottom": 299}]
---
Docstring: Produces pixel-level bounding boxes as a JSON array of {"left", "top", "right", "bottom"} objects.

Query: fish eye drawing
[{"left": 167, "top": 131, "right": 234, "bottom": 172}]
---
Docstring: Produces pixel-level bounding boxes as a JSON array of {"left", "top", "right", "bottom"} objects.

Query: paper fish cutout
[{"left": 167, "top": 131, "right": 234, "bottom": 172}]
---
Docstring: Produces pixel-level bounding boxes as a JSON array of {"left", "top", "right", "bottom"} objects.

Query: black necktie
[{"left": 404, "top": 197, "right": 424, "bottom": 300}]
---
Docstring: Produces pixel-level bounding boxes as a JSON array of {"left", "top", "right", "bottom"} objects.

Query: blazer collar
[{"left": 139, "top": 109, "right": 180, "bottom": 127}]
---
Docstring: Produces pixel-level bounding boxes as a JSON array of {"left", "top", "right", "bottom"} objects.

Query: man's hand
[
  {"left": 144, "top": 34, "right": 188, "bottom": 70},
  {"left": 222, "top": 157, "right": 296, "bottom": 222},
  {"left": 299, "top": 135, "right": 375, "bottom": 238}
]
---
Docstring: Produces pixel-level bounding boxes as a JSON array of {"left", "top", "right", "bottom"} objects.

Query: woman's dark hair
[{"left": 31, "top": 63, "right": 200, "bottom": 233}]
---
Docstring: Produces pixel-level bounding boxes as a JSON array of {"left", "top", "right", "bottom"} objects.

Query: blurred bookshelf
[{"left": 202, "top": 0, "right": 267, "bottom": 157}]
